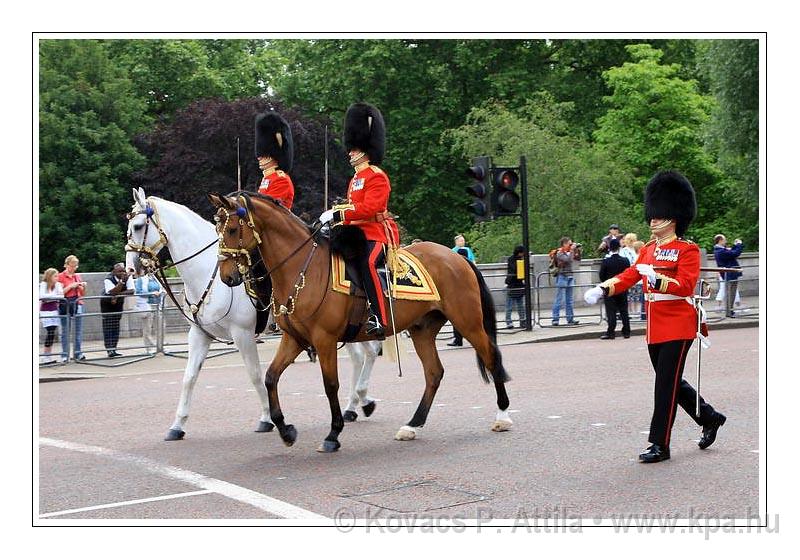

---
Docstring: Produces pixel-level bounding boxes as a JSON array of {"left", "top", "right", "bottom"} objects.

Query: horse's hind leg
[
  {"left": 230, "top": 327, "right": 273, "bottom": 433},
  {"left": 458, "top": 320, "right": 512, "bottom": 432},
  {"left": 166, "top": 326, "right": 211, "bottom": 441},
  {"left": 343, "top": 343, "right": 364, "bottom": 422},
  {"left": 265, "top": 333, "right": 304, "bottom": 446},
  {"left": 357, "top": 341, "right": 380, "bottom": 417},
  {"left": 395, "top": 315, "right": 447, "bottom": 441}
]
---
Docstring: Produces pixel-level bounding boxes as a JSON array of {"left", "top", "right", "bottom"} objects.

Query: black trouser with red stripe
[
  {"left": 358, "top": 241, "right": 388, "bottom": 326},
  {"left": 647, "top": 339, "right": 718, "bottom": 447}
]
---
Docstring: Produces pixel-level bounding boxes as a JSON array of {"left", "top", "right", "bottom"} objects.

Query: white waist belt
[{"left": 646, "top": 292, "right": 692, "bottom": 304}]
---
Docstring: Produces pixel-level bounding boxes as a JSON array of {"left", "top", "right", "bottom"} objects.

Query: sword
[
  {"left": 324, "top": 125, "right": 329, "bottom": 211},
  {"left": 236, "top": 137, "right": 241, "bottom": 190},
  {"left": 693, "top": 279, "right": 711, "bottom": 417},
  {"left": 382, "top": 244, "right": 402, "bottom": 377}
]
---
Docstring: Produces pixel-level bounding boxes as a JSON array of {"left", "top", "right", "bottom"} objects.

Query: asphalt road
[{"left": 38, "top": 327, "right": 759, "bottom": 522}]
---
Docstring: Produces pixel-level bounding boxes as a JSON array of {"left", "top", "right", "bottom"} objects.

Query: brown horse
[{"left": 208, "top": 192, "right": 511, "bottom": 453}]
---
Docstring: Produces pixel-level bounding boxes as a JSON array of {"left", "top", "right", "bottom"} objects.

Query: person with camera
[
  {"left": 551, "top": 236, "right": 581, "bottom": 326},
  {"left": 57, "top": 254, "right": 87, "bottom": 362},
  {"left": 101, "top": 262, "right": 134, "bottom": 358},
  {"left": 713, "top": 234, "right": 744, "bottom": 318}
]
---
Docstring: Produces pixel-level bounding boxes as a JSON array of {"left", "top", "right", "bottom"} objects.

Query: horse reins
[{"left": 126, "top": 199, "right": 234, "bottom": 344}]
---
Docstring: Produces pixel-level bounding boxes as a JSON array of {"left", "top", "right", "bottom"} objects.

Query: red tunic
[
  {"left": 603, "top": 237, "right": 700, "bottom": 344},
  {"left": 337, "top": 165, "right": 399, "bottom": 245},
  {"left": 258, "top": 169, "right": 294, "bottom": 210}
]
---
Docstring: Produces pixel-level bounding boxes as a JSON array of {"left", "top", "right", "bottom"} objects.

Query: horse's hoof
[
  {"left": 316, "top": 440, "right": 341, "bottom": 453},
  {"left": 281, "top": 424, "right": 297, "bottom": 447},
  {"left": 362, "top": 400, "right": 376, "bottom": 418},
  {"left": 491, "top": 419, "right": 513, "bottom": 432},
  {"left": 394, "top": 426, "right": 417, "bottom": 441},
  {"left": 343, "top": 410, "right": 358, "bottom": 423},
  {"left": 255, "top": 420, "right": 275, "bottom": 433},
  {"left": 164, "top": 429, "right": 185, "bottom": 441}
]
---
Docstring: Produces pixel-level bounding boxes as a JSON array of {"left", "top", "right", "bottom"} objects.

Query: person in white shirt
[
  {"left": 134, "top": 273, "right": 164, "bottom": 353},
  {"left": 39, "top": 268, "right": 64, "bottom": 363}
]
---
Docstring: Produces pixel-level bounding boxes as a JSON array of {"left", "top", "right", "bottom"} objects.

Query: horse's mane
[
  {"left": 227, "top": 191, "right": 315, "bottom": 234},
  {"left": 145, "top": 197, "right": 216, "bottom": 232}
]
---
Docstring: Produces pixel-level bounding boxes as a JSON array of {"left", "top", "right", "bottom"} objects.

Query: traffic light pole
[{"left": 520, "top": 155, "right": 532, "bottom": 330}]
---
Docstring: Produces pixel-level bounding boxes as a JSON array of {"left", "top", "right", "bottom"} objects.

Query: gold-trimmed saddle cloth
[{"left": 331, "top": 248, "right": 440, "bottom": 301}]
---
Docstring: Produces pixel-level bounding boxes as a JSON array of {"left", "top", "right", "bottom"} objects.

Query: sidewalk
[{"left": 38, "top": 305, "right": 759, "bottom": 382}]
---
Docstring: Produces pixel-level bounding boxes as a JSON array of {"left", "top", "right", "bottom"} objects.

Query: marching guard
[
  {"left": 318, "top": 102, "right": 400, "bottom": 338},
  {"left": 255, "top": 110, "right": 295, "bottom": 209},
  {"left": 585, "top": 171, "right": 727, "bottom": 463}
]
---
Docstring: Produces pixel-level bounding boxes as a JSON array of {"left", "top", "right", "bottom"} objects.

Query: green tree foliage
[
  {"left": 105, "top": 39, "right": 272, "bottom": 119},
  {"left": 39, "top": 40, "right": 149, "bottom": 272},
  {"left": 447, "top": 96, "right": 641, "bottom": 262},
  {"left": 697, "top": 40, "right": 759, "bottom": 247},
  {"left": 593, "top": 44, "right": 733, "bottom": 244}
]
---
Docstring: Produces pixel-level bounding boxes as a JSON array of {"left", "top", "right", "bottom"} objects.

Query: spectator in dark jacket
[
  {"left": 504, "top": 245, "right": 527, "bottom": 328},
  {"left": 713, "top": 234, "right": 744, "bottom": 318},
  {"left": 598, "top": 238, "right": 631, "bottom": 339},
  {"left": 448, "top": 248, "right": 472, "bottom": 346}
]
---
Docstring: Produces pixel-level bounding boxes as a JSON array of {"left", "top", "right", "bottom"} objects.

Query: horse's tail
[{"left": 466, "top": 260, "right": 510, "bottom": 385}]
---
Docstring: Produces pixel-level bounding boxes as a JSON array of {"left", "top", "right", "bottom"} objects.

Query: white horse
[{"left": 124, "top": 188, "right": 379, "bottom": 440}]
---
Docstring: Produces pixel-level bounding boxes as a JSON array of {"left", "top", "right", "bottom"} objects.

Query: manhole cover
[{"left": 340, "top": 481, "right": 489, "bottom": 513}]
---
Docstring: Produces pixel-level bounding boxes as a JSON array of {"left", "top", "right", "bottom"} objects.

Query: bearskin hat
[
  {"left": 255, "top": 111, "right": 294, "bottom": 173},
  {"left": 343, "top": 102, "right": 385, "bottom": 164},
  {"left": 644, "top": 171, "right": 697, "bottom": 238}
]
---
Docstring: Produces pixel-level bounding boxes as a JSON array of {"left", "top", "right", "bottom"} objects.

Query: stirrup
[{"left": 365, "top": 315, "right": 385, "bottom": 337}]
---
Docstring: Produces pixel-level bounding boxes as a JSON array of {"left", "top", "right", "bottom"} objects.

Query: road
[{"left": 38, "top": 327, "right": 759, "bottom": 522}]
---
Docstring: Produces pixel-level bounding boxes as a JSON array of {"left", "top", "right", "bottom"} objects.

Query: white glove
[
  {"left": 584, "top": 286, "right": 603, "bottom": 305},
  {"left": 636, "top": 264, "right": 657, "bottom": 286},
  {"left": 318, "top": 209, "right": 335, "bottom": 224}
]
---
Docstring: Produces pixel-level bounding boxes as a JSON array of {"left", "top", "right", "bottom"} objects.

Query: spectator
[
  {"left": 448, "top": 247, "right": 473, "bottom": 346},
  {"left": 504, "top": 245, "right": 527, "bottom": 329},
  {"left": 39, "top": 268, "right": 64, "bottom": 364},
  {"left": 598, "top": 238, "right": 631, "bottom": 339},
  {"left": 451, "top": 234, "right": 476, "bottom": 263},
  {"left": 619, "top": 233, "right": 638, "bottom": 264},
  {"left": 713, "top": 234, "right": 744, "bottom": 318},
  {"left": 100, "top": 263, "right": 134, "bottom": 358},
  {"left": 134, "top": 272, "right": 164, "bottom": 354},
  {"left": 551, "top": 236, "right": 581, "bottom": 326},
  {"left": 57, "top": 255, "right": 87, "bottom": 362},
  {"left": 597, "top": 224, "right": 623, "bottom": 257}
]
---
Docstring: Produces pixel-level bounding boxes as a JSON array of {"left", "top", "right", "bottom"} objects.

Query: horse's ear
[
  {"left": 207, "top": 192, "right": 231, "bottom": 210},
  {"left": 136, "top": 187, "right": 147, "bottom": 204},
  {"left": 132, "top": 188, "right": 145, "bottom": 207}
]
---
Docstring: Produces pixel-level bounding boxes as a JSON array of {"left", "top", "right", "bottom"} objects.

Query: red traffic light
[{"left": 492, "top": 169, "right": 519, "bottom": 190}]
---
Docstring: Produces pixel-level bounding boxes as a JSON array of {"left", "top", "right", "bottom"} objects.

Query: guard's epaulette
[
  {"left": 676, "top": 238, "right": 695, "bottom": 245},
  {"left": 369, "top": 165, "right": 385, "bottom": 175},
  {"left": 275, "top": 170, "right": 286, "bottom": 177}
]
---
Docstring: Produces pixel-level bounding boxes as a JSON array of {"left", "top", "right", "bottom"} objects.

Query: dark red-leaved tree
[{"left": 133, "top": 97, "right": 351, "bottom": 221}]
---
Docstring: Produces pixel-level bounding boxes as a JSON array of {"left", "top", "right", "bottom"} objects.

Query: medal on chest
[
  {"left": 352, "top": 178, "right": 365, "bottom": 191},
  {"left": 654, "top": 248, "right": 679, "bottom": 262},
  {"left": 260, "top": 177, "right": 270, "bottom": 190}
]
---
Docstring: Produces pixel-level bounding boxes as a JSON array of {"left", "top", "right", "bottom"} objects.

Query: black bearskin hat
[
  {"left": 255, "top": 111, "right": 294, "bottom": 173},
  {"left": 343, "top": 102, "right": 385, "bottom": 164},
  {"left": 644, "top": 171, "right": 697, "bottom": 238}
]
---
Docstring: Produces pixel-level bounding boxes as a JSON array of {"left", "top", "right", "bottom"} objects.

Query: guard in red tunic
[
  {"left": 255, "top": 111, "right": 295, "bottom": 210},
  {"left": 319, "top": 102, "right": 399, "bottom": 337},
  {"left": 585, "top": 171, "right": 727, "bottom": 463}
]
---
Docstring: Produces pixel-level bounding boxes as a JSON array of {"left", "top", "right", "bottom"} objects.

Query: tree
[
  {"left": 594, "top": 44, "right": 726, "bottom": 240},
  {"left": 133, "top": 97, "right": 351, "bottom": 220},
  {"left": 697, "top": 40, "right": 759, "bottom": 247},
  {"left": 39, "top": 40, "right": 149, "bottom": 271},
  {"left": 447, "top": 96, "right": 640, "bottom": 262}
]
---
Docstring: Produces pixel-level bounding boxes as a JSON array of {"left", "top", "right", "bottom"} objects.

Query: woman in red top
[
  {"left": 56, "top": 254, "right": 87, "bottom": 362},
  {"left": 585, "top": 171, "right": 726, "bottom": 463},
  {"left": 255, "top": 111, "right": 295, "bottom": 210},
  {"left": 319, "top": 103, "right": 399, "bottom": 337}
]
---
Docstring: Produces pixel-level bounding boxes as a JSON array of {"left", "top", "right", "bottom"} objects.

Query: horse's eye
[{"left": 133, "top": 224, "right": 144, "bottom": 232}]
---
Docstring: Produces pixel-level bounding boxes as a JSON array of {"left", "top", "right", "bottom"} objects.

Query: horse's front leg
[
  {"left": 265, "top": 333, "right": 304, "bottom": 446},
  {"left": 317, "top": 340, "right": 343, "bottom": 453},
  {"left": 166, "top": 327, "right": 211, "bottom": 441}
]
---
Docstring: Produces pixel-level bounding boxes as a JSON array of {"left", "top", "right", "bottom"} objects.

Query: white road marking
[
  {"left": 40, "top": 490, "right": 213, "bottom": 518},
  {"left": 508, "top": 410, "right": 520, "bottom": 414},
  {"left": 750, "top": 450, "right": 759, "bottom": 453},
  {"left": 591, "top": 423, "right": 606, "bottom": 427},
  {"left": 39, "top": 438, "right": 327, "bottom": 520},
  {"left": 205, "top": 385, "right": 216, "bottom": 389},
  {"left": 640, "top": 431, "right": 650, "bottom": 435},
  {"left": 471, "top": 406, "right": 483, "bottom": 410},
  {"left": 546, "top": 415, "right": 562, "bottom": 419},
  {"left": 166, "top": 381, "right": 177, "bottom": 385},
  {"left": 225, "top": 388, "right": 236, "bottom": 391},
  {"left": 150, "top": 380, "right": 159, "bottom": 383},
  {"left": 246, "top": 389, "right": 256, "bottom": 392}
]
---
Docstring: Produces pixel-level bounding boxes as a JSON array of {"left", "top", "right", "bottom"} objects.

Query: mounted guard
[
  {"left": 318, "top": 102, "right": 400, "bottom": 338},
  {"left": 256, "top": 110, "right": 295, "bottom": 209}
]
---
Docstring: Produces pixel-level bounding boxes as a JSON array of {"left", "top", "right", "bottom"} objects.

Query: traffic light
[
  {"left": 491, "top": 167, "right": 520, "bottom": 216},
  {"left": 465, "top": 156, "right": 491, "bottom": 221}
]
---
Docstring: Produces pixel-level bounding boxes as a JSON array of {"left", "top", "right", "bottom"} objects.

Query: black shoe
[
  {"left": 74, "top": 354, "right": 86, "bottom": 362},
  {"left": 447, "top": 340, "right": 463, "bottom": 347},
  {"left": 623, "top": 333, "right": 631, "bottom": 339},
  {"left": 567, "top": 320, "right": 580, "bottom": 325},
  {"left": 699, "top": 413, "right": 726, "bottom": 450},
  {"left": 365, "top": 315, "right": 385, "bottom": 337},
  {"left": 600, "top": 333, "right": 615, "bottom": 340},
  {"left": 639, "top": 444, "right": 670, "bottom": 463}
]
